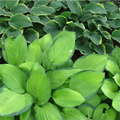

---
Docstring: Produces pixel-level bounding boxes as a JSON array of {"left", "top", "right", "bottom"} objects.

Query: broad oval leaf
[
  {"left": 0, "top": 64, "right": 26, "bottom": 93},
  {"left": 112, "top": 92, "right": 120, "bottom": 112},
  {"left": 53, "top": 88, "right": 85, "bottom": 107},
  {"left": 70, "top": 71, "right": 104, "bottom": 98},
  {"left": 84, "top": 3, "right": 107, "bottom": 14},
  {"left": 63, "top": 108, "right": 87, "bottom": 120},
  {"left": 47, "top": 68, "right": 82, "bottom": 89},
  {"left": 112, "top": 29, "right": 120, "bottom": 43},
  {"left": 27, "top": 63, "right": 51, "bottom": 105},
  {"left": 0, "top": 87, "right": 33, "bottom": 116},
  {"left": 9, "top": 15, "right": 32, "bottom": 29},
  {"left": 34, "top": 103, "right": 63, "bottom": 120},
  {"left": 45, "top": 31, "right": 75, "bottom": 68},
  {"left": 4, "top": 35, "right": 27, "bottom": 65},
  {"left": 74, "top": 54, "right": 108, "bottom": 71},
  {"left": 101, "top": 79, "right": 118, "bottom": 99},
  {"left": 31, "top": 5, "right": 55, "bottom": 16}
]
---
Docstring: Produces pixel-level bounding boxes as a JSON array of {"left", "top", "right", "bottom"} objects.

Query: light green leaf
[
  {"left": 101, "top": 79, "right": 118, "bottom": 99},
  {"left": 66, "top": 0, "right": 82, "bottom": 15},
  {"left": 53, "top": 88, "right": 85, "bottom": 107},
  {"left": 0, "top": 87, "right": 33, "bottom": 116},
  {"left": 86, "top": 94, "right": 101, "bottom": 107},
  {"left": 27, "top": 63, "right": 51, "bottom": 105},
  {"left": 4, "top": 35, "right": 27, "bottom": 65},
  {"left": 74, "top": 54, "right": 108, "bottom": 71},
  {"left": 26, "top": 40, "right": 42, "bottom": 63},
  {"left": 9, "top": 15, "right": 32, "bottom": 29},
  {"left": 34, "top": 103, "right": 63, "bottom": 120},
  {"left": 0, "top": 64, "right": 26, "bottom": 93},
  {"left": 70, "top": 71, "right": 104, "bottom": 98},
  {"left": 112, "top": 29, "right": 120, "bottom": 43},
  {"left": 111, "top": 47, "right": 120, "bottom": 67},
  {"left": 0, "top": 116, "right": 14, "bottom": 120},
  {"left": 84, "top": 3, "right": 107, "bottom": 14},
  {"left": 47, "top": 68, "right": 82, "bottom": 89},
  {"left": 93, "top": 103, "right": 117, "bottom": 120},
  {"left": 31, "top": 5, "right": 55, "bottom": 16},
  {"left": 44, "top": 31, "right": 75, "bottom": 68},
  {"left": 20, "top": 109, "right": 33, "bottom": 120},
  {"left": 63, "top": 108, "right": 87, "bottom": 120},
  {"left": 38, "top": 34, "right": 53, "bottom": 51},
  {"left": 106, "top": 59, "right": 120, "bottom": 75},
  {"left": 112, "top": 92, "right": 120, "bottom": 112},
  {"left": 113, "top": 73, "right": 120, "bottom": 87}
]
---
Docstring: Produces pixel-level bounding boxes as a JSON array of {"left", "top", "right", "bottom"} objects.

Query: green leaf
[
  {"left": 93, "top": 103, "right": 117, "bottom": 120},
  {"left": 63, "top": 108, "right": 87, "bottom": 120},
  {"left": 0, "top": 64, "right": 26, "bottom": 93},
  {"left": 31, "top": 5, "right": 55, "bottom": 16},
  {"left": 74, "top": 54, "right": 108, "bottom": 71},
  {"left": 34, "top": 103, "right": 63, "bottom": 120},
  {"left": 11, "top": 4, "right": 29, "bottom": 14},
  {"left": 47, "top": 68, "right": 82, "bottom": 89},
  {"left": 9, "top": 15, "right": 32, "bottom": 29},
  {"left": 113, "top": 73, "right": 120, "bottom": 87},
  {"left": 24, "top": 28, "right": 39, "bottom": 43},
  {"left": 34, "top": 0, "right": 49, "bottom": 6},
  {"left": 27, "top": 63, "right": 51, "bottom": 105},
  {"left": 101, "top": 79, "right": 118, "bottom": 99},
  {"left": 111, "top": 47, "right": 120, "bottom": 67},
  {"left": 4, "top": 35, "right": 27, "bottom": 65},
  {"left": 0, "top": 87, "right": 33, "bottom": 116},
  {"left": 86, "top": 94, "right": 101, "bottom": 107},
  {"left": 44, "top": 31, "right": 75, "bottom": 68},
  {"left": 112, "top": 92, "right": 120, "bottom": 112},
  {"left": 101, "top": 31, "right": 111, "bottom": 40},
  {"left": 106, "top": 59, "right": 120, "bottom": 75},
  {"left": 38, "top": 34, "right": 53, "bottom": 51},
  {"left": 20, "top": 109, "right": 33, "bottom": 120},
  {"left": 66, "top": 0, "right": 82, "bottom": 15},
  {"left": 70, "top": 71, "right": 104, "bottom": 98},
  {"left": 0, "top": 117, "right": 14, "bottom": 120},
  {"left": 112, "top": 29, "right": 120, "bottom": 43},
  {"left": 84, "top": 3, "right": 107, "bottom": 14},
  {"left": 53, "top": 88, "right": 85, "bottom": 107},
  {"left": 26, "top": 40, "right": 42, "bottom": 63}
]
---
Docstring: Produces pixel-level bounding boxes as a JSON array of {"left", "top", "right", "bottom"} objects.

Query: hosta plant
[{"left": 0, "top": 31, "right": 120, "bottom": 120}]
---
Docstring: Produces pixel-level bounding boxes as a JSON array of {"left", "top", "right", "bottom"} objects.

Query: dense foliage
[
  {"left": 1, "top": 0, "right": 120, "bottom": 57},
  {"left": 0, "top": 31, "right": 119, "bottom": 120}
]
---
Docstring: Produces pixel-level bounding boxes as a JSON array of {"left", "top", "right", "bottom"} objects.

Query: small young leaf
[
  {"left": 4, "top": 35, "right": 27, "bottom": 65},
  {"left": 106, "top": 59, "right": 120, "bottom": 75},
  {"left": 34, "top": 103, "right": 63, "bottom": 120},
  {"left": 0, "top": 64, "right": 27, "bottom": 93},
  {"left": 53, "top": 88, "right": 85, "bottom": 107},
  {"left": 27, "top": 63, "right": 51, "bottom": 105},
  {"left": 0, "top": 87, "right": 33, "bottom": 116},
  {"left": 70, "top": 71, "right": 104, "bottom": 98},
  {"left": 74, "top": 54, "right": 108, "bottom": 71},
  {"left": 9, "top": 15, "right": 32, "bottom": 29},
  {"left": 26, "top": 40, "right": 42, "bottom": 63},
  {"left": 47, "top": 68, "right": 82, "bottom": 89},
  {"left": 101, "top": 79, "right": 118, "bottom": 99}
]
